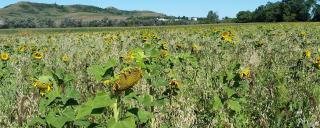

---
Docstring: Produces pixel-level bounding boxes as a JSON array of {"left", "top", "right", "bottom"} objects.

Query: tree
[
  {"left": 236, "top": 11, "right": 253, "bottom": 23},
  {"left": 312, "top": 4, "right": 320, "bottom": 21},
  {"left": 207, "top": 10, "right": 219, "bottom": 23}
]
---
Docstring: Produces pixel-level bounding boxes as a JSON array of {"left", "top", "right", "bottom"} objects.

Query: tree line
[{"left": 235, "top": 0, "right": 320, "bottom": 23}]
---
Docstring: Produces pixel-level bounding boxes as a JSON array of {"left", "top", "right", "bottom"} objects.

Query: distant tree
[
  {"left": 207, "top": 10, "right": 219, "bottom": 23},
  {"left": 312, "top": 4, "right": 320, "bottom": 21},
  {"left": 236, "top": 11, "right": 254, "bottom": 23},
  {"left": 221, "top": 17, "right": 236, "bottom": 23}
]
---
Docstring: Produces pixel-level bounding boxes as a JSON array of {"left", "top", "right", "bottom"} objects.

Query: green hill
[{"left": 0, "top": 1, "right": 165, "bottom": 21}]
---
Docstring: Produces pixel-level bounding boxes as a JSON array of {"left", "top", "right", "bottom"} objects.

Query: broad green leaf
[
  {"left": 76, "top": 104, "right": 93, "bottom": 119},
  {"left": 223, "top": 86, "right": 236, "bottom": 98},
  {"left": 64, "top": 86, "right": 80, "bottom": 102},
  {"left": 46, "top": 112, "right": 67, "bottom": 128},
  {"left": 29, "top": 117, "right": 46, "bottom": 126},
  {"left": 226, "top": 71, "right": 234, "bottom": 81},
  {"left": 54, "top": 68, "right": 65, "bottom": 80},
  {"left": 212, "top": 95, "right": 223, "bottom": 111},
  {"left": 63, "top": 73, "right": 75, "bottom": 83},
  {"left": 87, "top": 65, "right": 105, "bottom": 81},
  {"left": 138, "top": 109, "right": 153, "bottom": 123},
  {"left": 92, "top": 92, "right": 115, "bottom": 109},
  {"left": 63, "top": 107, "right": 76, "bottom": 121},
  {"left": 74, "top": 120, "right": 92, "bottom": 127},
  {"left": 227, "top": 100, "right": 241, "bottom": 112},
  {"left": 109, "top": 117, "right": 136, "bottom": 128},
  {"left": 104, "top": 58, "right": 117, "bottom": 70},
  {"left": 138, "top": 94, "right": 153, "bottom": 107}
]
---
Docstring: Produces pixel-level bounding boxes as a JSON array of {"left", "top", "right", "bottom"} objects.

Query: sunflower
[
  {"left": 62, "top": 54, "right": 69, "bottom": 62},
  {"left": 113, "top": 67, "right": 142, "bottom": 92},
  {"left": 304, "top": 50, "right": 311, "bottom": 58},
  {"left": 315, "top": 57, "right": 320, "bottom": 69},
  {"left": 1, "top": 52, "right": 10, "bottom": 61},
  {"left": 33, "top": 52, "right": 43, "bottom": 60},
  {"left": 169, "top": 79, "right": 182, "bottom": 89},
  {"left": 240, "top": 68, "right": 251, "bottom": 79},
  {"left": 192, "top": 43, "right": 201, "bottom": 53},
  {"left": 160, "top": 50, "right": 169, "bottom": 58},
  {"left": 33, "top": 80, "right": 53, "bottom": 96},
  {"left": 221, "top": 31, "right": 233, "bottom": 42}
]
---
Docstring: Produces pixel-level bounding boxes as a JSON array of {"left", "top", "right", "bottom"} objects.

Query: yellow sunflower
[
  {"left": 1, "top": 52, "right": 10, "bottom": 61},
  {"left": 240, "top": 68, "right": 251, "bottom": 79},
  {"left": 33, "top": 52, "right": 43, "bottom": 60},
  {"left": 304, "top": 50, "right": 311, "bottom": 58},
  {"left": 62, "top": 54, "right": 69, "bottom": 62},
  {"left": 169, "top": 79, "right": 182, "bottom": 89}
]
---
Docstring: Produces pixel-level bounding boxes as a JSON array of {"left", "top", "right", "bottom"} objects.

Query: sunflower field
[{"left": 0, "top": 23, "right": 320, "bottom": 127}]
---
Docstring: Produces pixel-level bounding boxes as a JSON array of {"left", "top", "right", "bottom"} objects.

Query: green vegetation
[
  {"left": 0, "top": 23, "right": 320, "bottom": 127},
  {"left": 235, "top": 0, "right": 320, "bottom": 22}
]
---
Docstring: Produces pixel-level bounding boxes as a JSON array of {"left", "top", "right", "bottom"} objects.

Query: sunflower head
[
  {"left": 112, "top": 67, "right": 142, "bottom": 92},
  {"left": 62, "top": 54, "right": 69, "bottom": 62},
  {"left": 33, "top": 79, "right": 53, "bottom": 96},
  {"left": 240, "top": 68, "right": 251, "bottom": 79},
  {"left": 33, "top": 52, "right": 43, "bottom": 60},
  {"left": 160, "top": 50, "right": 169, "bottom": 58},
  {"left": 169, "top": 79, "right": 182, "bottom": 89},
  {"left": 192, "top": 43, "right": 201, "bottom": 53},
  {"left": 1, "top": 52, "right": 10, "bottom": 61},
  {"left": 304, "top": 50, "right": 311, "bottom": 58}
]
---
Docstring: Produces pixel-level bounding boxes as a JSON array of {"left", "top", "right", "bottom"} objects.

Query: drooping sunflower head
[
  {"left": 221, "top": 31, "right": 233, "bottom": 42},
  {"left": 0, "top": 52, "right": 10, "bottom": 61},
  {"left": 33, "top": 76, "right": 54, "bottom": 96},
  {"left": 169, "top": 79, "right": 182, "bottom": 89},
  {"left": 160, "top": 50, "right": 169, "bottom": 58},
  {"left": 33, "top": 52, "right": 43, "bottom": 60},
  {"left": 239, "top": 68, "right": 251, "bottom": 79},
  {"left": 113, "top": 67, "right": 142, "bottom": 92}
]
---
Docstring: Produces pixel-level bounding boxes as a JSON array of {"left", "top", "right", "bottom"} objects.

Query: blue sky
[{"left": 0, "top": 0, "right": 279, "bottom": 18}]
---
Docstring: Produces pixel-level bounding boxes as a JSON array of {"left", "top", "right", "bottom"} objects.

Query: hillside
[{"left": 0, "top": 1, "right": 165, "bottom": 21}]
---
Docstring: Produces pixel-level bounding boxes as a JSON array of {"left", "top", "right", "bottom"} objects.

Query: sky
[{"left": 0, "top": 0, "right": 279, "bottom": 18}]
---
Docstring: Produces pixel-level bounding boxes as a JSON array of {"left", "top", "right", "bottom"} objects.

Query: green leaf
[
  {"left": 46, "top": 112, "right": 67, "bottom": 128},
  {"left": 64, "top": 86, "right": 80, "bottom": 102},
  {"left": 87, "top": 65, "right": 105, "bottom": 81},
  {"left": 104, "top": 58, "right": 117, "bottom": 70},
  {"left": 138, "top": 109, "right": 153, "bottom": 123},
  {"left": 63, "top": 107, "right": 76, "bottom": 121},
  {"left": 138, "top": 94, "right": 153, "bottom": 107},
  {"left": 109, "top": 117, "right": 136, "bottom": 128},
  {"left": 45, "top": 84, "right": 60, "bottom": 105},
  {"left": 92, "top": 92, "right": 115, "bottom": 109},
  {"left": 54, "top": 68, "right": 65, "bottom": 80},
  {"left": 212, "top": 95, "right": 223, "bottom": 111},
  {"left": 29, "top": 117, "right": 46, "bottom": 126},
  {"left": 223, "top": 86, "right": 236, "bottom": 98},
  {"left": 76, "top": 104, "right": 93, "bottom": 119},
  {"left": 63, "top": 73, "right": 75, "bottom": 83},
  {"left": 226, "top": 71, "right": 234, "bottom": 81},
  {"left": 227, "top": 100, "right": 241, "bottom": 112},
  {"left": 74, "top": 120, "right": 92, "bottom": 127}
]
